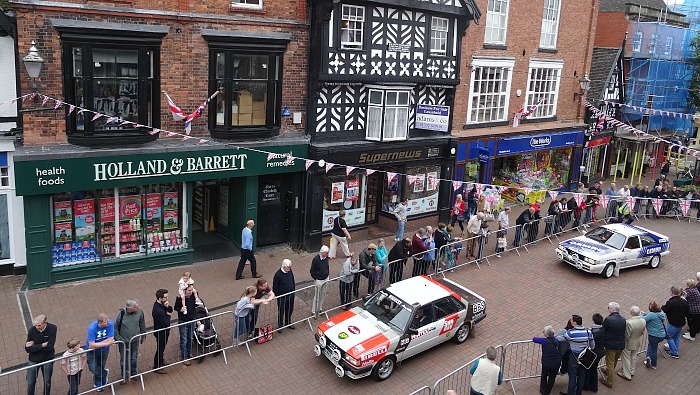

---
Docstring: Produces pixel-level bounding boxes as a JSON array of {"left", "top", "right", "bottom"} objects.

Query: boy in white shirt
[{"left": 61, "top": 338, "right": 87, "bottom": 395}]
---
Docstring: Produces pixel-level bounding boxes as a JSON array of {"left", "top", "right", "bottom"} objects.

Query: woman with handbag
[
  {"left": 450, "top": 194, "right": 466, "bottom": 234},
  {"left": 641, "top": 301, "right": 667, "bottom": 369}
]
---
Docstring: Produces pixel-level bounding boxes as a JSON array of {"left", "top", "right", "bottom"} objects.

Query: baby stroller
[{"left": 193, "top": 301, "right": 222, "bottom": 363}]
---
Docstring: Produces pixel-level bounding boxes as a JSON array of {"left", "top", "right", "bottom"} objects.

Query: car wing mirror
[{"left": 407, "top": 328, "right": 418, "bottom": 335}]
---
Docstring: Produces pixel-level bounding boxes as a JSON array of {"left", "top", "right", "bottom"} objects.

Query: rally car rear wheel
[
  {"left": 452, "top": 323, "right": 471, "bottom": 344},
  {"left": 371, "top": 356, "right": 395, "bottom": 381},
  {"left": 602, "top": 263, "right": 615, "bottom": 279},
  {"left": 648, "top": 255, "right": 661, "bottom": 269}
]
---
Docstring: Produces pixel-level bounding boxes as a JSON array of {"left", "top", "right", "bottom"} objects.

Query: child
[
  {"left": 234, "top": 286, "right": 269, "bottom": 344},
  {"left": 61, "top": 338, "right": 87, "bottom": 395},
  {"left": 446, "top": 237, "right": 457, "bottom": 272},
  {"left": 453, "top": 237, "right": 463, "bottom": 266},
  {"left": 374, "top": 239, "right": 388, "bottom": 293},
  {"left": 178, "top": 271, "right": 200, "bottom": 308},
  {"left": 496, "top": 230, "right": 507, "bottom": 258}
]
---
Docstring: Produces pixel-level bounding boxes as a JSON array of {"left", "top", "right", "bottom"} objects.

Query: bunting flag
[
  {"left": 305, "top": 160, "right": 314, "bottom": 171},
  {"left": 548, "top": 191, "right": 559, "bottom": 202},
  {"left": 197, "top": 139, "right": 207, "bottom": 145},
  {"left": 574, "top": 193, "right": 584, "bottom": 207},
  {"left": 325, "top": 162, "right": 334, "bottom": 173},
  {"left": 387, "top": 172, "right": 397, "bottom": 187},
  {"left": 598, "top": 194, "right": 609, "bottom": 210},
  {"left": 163, "top": 91, "right": 187, "bottom": 121},
  {"left": 430, "top": 177, "right": 440, "bottom": 190},
  {"left": 679, "top": 199, "right": 691, "bottom": 217},
  {"left": 283, "top": 155, "right": 294, "bottom": 166},
  {"left": 41, "top": 96, "right": 49, "bottom": 106},
  {"left": 652, "top": 199, "right": 663, "bottom": 215},
  {"left": 184, "top": 90, "right": 220, "bottom": 135},
  {"left": 407, "top": 175, "right": 417, "bottom": 184},
  {"left": 165, "top": 132, "right": 176, "bottom": 137},
  {"left": 346, "top": 166, "right": 356, "bottom": 176},
  {"left": 149, "top": 129, "right": 160, "bottom": 135},
  {"left": 267, "top": 153, "right": 275, "bottom": 161},
  {"left": 595, "top": 115, "right": 605, "bottom": 133},
  {"left": 522, "top": 187, "right": 532, "bottom": 196},
  {"left": 366, "top": 169, "right": 376, "bottom": 176},
  {"left": 54, "top": 100, "right": 63, "bottom": 110},
  {"left": 475, "top": 183, "right": 484, "bottom": 194},
  {"left": 120, "top": 120, "right": 131, "bottom": 126},
  {"left": 91, "top": 113, "right": 103, "bottom": 121},
  {"left": 519, "top": 99, "right": 544, "bottom": 118},
  {"left": 626, "top": 196, "right": 636, "bottom": 211},
  {"left": 68, "top": 105, "right": 75, "bottom": 115},
  {"left": 452, "top": 181, "right": 463, "bottom": 191},
  {"left": 78, "top": 108, "right": 86, "bottom": 115},
  {"left": 181, "top": 135, "right": 192, "bottom": 141}
]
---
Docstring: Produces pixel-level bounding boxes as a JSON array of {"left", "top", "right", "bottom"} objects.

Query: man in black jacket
[
  {"left": 273, "top": 259, "right": 296, "bottom": 331},
  {"left": 358, "top": 243, "right": 378, "bottom": 297},
  {"left": 310, "top": 245, "right": 330, "bottom": 315},
  {"left": 174, "top": 285, "right": 197, "bottom": 365},
  {"left": 388, "top": 238, "right": 411, "bottom": 284},
  {"left": 662, "top": 286, "right": 689, "bottom": 359},
  {"left": 25, "top": 314, "right": 57, "bottom": 395},
  {"left": 600, "top": 302, "right": 626, "bottom": 388},
  {"left": 566, "top": 196, "right": 581, "bottom": 228},
  {"left": 513, "top": 207, "right": 535, "bottom": 247},
  {"left": 151, "top": 289, "right": 173, "bottom": 372}
]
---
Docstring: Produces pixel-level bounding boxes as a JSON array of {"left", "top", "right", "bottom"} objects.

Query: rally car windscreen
[
  {"left": 584, "top": 227, "right": 626, "bottom": 250},
  {"left": 364, "top": 291, "right": 413, "bottom": 332}
]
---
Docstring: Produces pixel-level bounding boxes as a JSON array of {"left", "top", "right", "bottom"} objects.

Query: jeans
[
  {"left": 450, "top": 215, "right": 464, "bottom": 232},
  {"left": 235, "top": 249, "right": 257, "bottom": 278},
  {"left": 566, "top": 352, "right": 586, "bottom": 395},
  {"left": 539, "top": 366, "right": 557, "bottom": 395},
  {"left": 234, "top": 315, "right": 248, "bottom": 342},
  {"left": 27, "top": 360, "right": 53, "bottom": 395},
  {"left": 178, "top": 320, "right": 194, "bottom": 360},
  {"left": 248, "top": 305, "right": 261, "bottom": 335},
  {"left": 67, "top": 371, "right": 81, "bottom": 395},
  {"left": 666, "top": 323, "right": 682, "bottom": 356},
  {"left": 396, "top": 220, "right": 405, "bottom": 240},
  {"left": 647, "top": 335, "right": 663, "bottom": 367},
  {"left": 513, "top": 225, "right": 524, "bottom": 247},
  {"left": 276, "top": 294, "right": 295, "bottom": 328},
  {"left": 153, "top": 330, "right": 170, "bottom": 369},
  {"left": 86, "top": 347, "right": 109, "bottom": 388},
  {"left": 118, "top": 339, "right": 139, "bottom": 378}
]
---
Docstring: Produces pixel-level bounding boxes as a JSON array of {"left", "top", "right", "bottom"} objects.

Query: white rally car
[
  {"left": 313, "top": 275, "right": 486, "bottom": 381},
  {"left": 556, "top": 223, "right": 670, "bottom": 278}
]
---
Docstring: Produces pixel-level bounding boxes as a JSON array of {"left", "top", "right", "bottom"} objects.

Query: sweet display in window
[{"left": 51, "top": 194, "right": 98, "bottom": 268}]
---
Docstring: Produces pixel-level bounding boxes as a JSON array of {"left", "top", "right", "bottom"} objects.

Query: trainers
[
  {"left": 644, "top": 357, "right": 651, "bottom": 368},
  {"left": 497, "top": 254, "right": 501, "bottom": 258},
  {"left": 683, "top": 332, "right": 695, "bottom": 341},
  {"left": 104, "top": 369, "right": 109, "bottom": 386},
  {"left": 663, "top": 342, "right": 670, "bottom": 350}
]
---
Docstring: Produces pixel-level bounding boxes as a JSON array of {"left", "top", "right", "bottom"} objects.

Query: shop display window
[
  {"left": 322, "top": 173, "right": 366, "bottom": 231},
  {"left": 381, "top": 165, "right": 402, "bottom": 213},
  {"left": 51, "top": 183, "right": 186, "bottom": 268},
  {"left": 493, "top": 147, "right": 571, "bottom": 191},
  {"left": 404, "top": 165, "right": 440, "bottom": 215}
]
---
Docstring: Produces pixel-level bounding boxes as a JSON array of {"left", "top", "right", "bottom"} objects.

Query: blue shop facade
[{"left": 455, "top": 129, "right": 585, "bottom": 195}]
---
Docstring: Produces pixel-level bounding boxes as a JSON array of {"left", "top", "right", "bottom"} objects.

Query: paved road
[{"left": 2, "top": 217, "right": 700, "bottom": 395}]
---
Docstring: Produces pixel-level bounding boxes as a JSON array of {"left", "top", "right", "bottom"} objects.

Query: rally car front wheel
[
  {"left": 371, "top": 356, "right": 395, "bottom": 381},
  {"left": 648, "top": 255, "right": 661, "bottom": 269},
  {"left": 602, "top": 263, "right": 616, "bottom": 279}
]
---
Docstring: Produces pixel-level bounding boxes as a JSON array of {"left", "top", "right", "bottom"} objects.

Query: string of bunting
[
  {"left": 2, "top": 92, "right": 699, "bottom": 208},
  {"left": 600, "top": 100, "right": 700, "bottom": 121}
]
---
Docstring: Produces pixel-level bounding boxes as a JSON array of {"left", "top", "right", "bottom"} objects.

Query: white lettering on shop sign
[
  {"left": 93, "top": 155, "right": 248, "bottom": 182},
  {"left": 36, "top": 166, "right": 66, "bottom": 186}
]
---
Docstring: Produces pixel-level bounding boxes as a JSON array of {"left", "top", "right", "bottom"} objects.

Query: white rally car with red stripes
[{"left": 313, "top": 275, "right": 486, "bottom": 380}]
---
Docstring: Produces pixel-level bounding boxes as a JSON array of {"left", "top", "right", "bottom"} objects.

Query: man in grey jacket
[
  {"left": 393, "top": 199, "right": 408, "bottom": 241},
  {"left": 115, "top": 298, "right": 147, "bottom": 381},
  {"left": 339, "top": 253, "right": 360, "bottom": 309}
]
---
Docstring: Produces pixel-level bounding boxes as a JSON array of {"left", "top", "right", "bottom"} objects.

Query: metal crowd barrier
[
  {"left": 431, "top": 345, "right": 504, "bottom": 395},
  {"left": 0, "top": 341, "right": 125, "bottom": 395},
  {"left": 407, "top": 385, "right": 432, "bottom": 395}
]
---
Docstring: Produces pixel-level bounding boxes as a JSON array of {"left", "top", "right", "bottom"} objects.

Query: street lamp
[
  {"left": 579, "top": 74, "right": 591, "bottom": 93},
  {"left": 22, "top": 41, "right": 44, "bottom": 99}
]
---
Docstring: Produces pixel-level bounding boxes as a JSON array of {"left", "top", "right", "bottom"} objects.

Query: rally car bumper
[
  {"left": 556, "top": 247, "right": 604, "bottom": 274},
  {"left": 314, "top": 334, "right": 373, "bottom": 379}
]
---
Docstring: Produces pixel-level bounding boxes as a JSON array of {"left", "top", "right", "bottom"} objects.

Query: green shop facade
[{"left": 14, "top": 142, "right": 308, "bottom": 288}]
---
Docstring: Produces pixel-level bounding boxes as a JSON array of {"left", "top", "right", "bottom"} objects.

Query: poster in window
[
  {"left": 74, "top": 199, "right": 96, "bottom": 242},
  {"left": 413, "top": 174, "right": 425, "bottom": 193},
  {"left": 345, "top": 180, "right": 359, "bottom": 201},
  {"left": 55, "top": 222, "right": 73, "bottom": 243},
  {"left": 100, "top": 198, "right": 115, "bottom": 223},
  {"left": 119, "top": 195, "right": 142, "bottom": 220},
  {"left": 536, "top": 151, "right": 551, "bottom": 170},
  {"left": 164, "top": 192, "right": 179, "bottom": 211},
  {"left": 54, "top": 201, "right": 72, "bottom": 222},
  {"left": 467, "top": 163, "right": 479, "bottom": 178},
  {"left": 426, "top": 172, "right": 438, "bottom": 191},
  {"left": 163, "top": 210, "right": 178, "bottom": 230},
  {"left": 146, "top": 193, "right": 162, "bottom": 233},
  {"left": 331, "top": 182, "right": 345, "bottom": 204}
]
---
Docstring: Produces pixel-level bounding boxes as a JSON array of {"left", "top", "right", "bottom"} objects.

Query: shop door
[{"left": 257, "top": 175, "right": 292, "bottom": 246}]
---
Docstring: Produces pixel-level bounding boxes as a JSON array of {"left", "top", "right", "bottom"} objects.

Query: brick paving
[{"left": 2, "top": 209, "right": 700, "bottom": 394}]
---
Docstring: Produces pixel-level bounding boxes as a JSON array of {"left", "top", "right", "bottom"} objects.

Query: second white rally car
[
  {"left": 556, "top": 223, "right": 670, "bottom": 278},
  {"left": 313, "top": 275, "right": 486, "bottom": 381}
]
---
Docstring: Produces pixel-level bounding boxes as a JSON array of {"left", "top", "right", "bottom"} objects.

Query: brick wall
[
  {"left": 593, "top": 12, "right": 628, "bottom": 48},
  {"left": 13, "top": 0, "right": 309, "bottom": 145},
  {"left": 453, "top": 0, "right": 599, "bottom": 131}
]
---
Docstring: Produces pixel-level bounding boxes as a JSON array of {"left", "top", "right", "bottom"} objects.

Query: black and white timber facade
[{"left": 303, "top": 0, "right": 481, "bottom": 249}]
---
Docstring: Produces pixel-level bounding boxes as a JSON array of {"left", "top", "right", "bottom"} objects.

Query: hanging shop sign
[
  {"left": 496, "top": 131, "right": 583, "bottom": 156},
  {"left": 415, "top": 104, "right": 450, "bottom": 132},
  {"left": 15, "top": 144, "right": 308, "bottom": 196},
  {"left": 476, "top": 147, "right": 490, "bottom": 163}
]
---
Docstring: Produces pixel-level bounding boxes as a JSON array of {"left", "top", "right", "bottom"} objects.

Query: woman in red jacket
[{"left": 450, "top": 194, "right": 466, "bottom": 235}]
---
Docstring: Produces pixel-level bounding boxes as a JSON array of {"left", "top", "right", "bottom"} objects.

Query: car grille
[
  {"left": 566, "top": 249, "right": 579, "bottom": 260},
  {"left": 326, "top": 339, "right": 343, "bottom": 358}
]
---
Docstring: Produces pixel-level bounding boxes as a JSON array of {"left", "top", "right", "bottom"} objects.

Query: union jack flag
[
  {"left": 598, "top": 194, "right": 609, "bottom": 210},
  {"left": 595, "top": 115, "right": 605, "bottom": 134},
  {"left": 184, "top": 91, "right": 220, "bottom": 135},
  {"left": 519, "top": 99, "right": 544, "bottom": 118},
  {"left": 164, "top": 92, "right": 187, "bottom": 121}
]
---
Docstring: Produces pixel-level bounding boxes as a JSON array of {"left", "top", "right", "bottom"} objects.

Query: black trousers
[
  {"left": 539, "top": 366, "right": 558, "bottom": 395},
  {"left": 235, "top": 249, "right": 257, "bottom": 278},
  {"left": 389, "top": 260, "right": 405, "bottom": 284},
  {"left": 276, "top": 294, "right": 294, "bottom": 328},
  {"left": 411, "top": 258, "right": 424, "bottom": 277},
  {"left": 249, "top": 305, "right": 260, "bottom": 333},
  {"left": 339, "top": 281, "right": 353, "bottom": 306},
  {"left": 352, "top": 273, "right": 362, "bottom": 298},
  {"left": 582, "top": 355, "right": 604, "bottom": 392},
  {"left": 153, "top": 330, "right": 170, "bottom": 369}
]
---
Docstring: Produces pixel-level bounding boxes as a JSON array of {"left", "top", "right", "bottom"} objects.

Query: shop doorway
[
  {"left": 257, "top": 175, "right": 294, "bottom": 246},
  {"left": 192, "top": 180, "right": 237, "bottom": 262}
]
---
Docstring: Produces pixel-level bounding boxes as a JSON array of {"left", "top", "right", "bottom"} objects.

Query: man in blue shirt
[
  {"left": 236, "top": 220, "right": 262, "bottom": 280},
  {"left": 86, "top": 313, "right": 114, "bottom": 391},
  {"left": 561, "top": 314, "right": 594, "bottom": 395}
]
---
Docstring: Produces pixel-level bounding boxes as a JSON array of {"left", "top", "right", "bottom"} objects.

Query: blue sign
[
  {"left": 415, "top": 104, "right": 450, "bottom": 132},
  {"left": 496, "top": 130, "right": 583, "bottom": 156},
  {"left": 476, "top": 147, "right": 490, "bottom": 163}
]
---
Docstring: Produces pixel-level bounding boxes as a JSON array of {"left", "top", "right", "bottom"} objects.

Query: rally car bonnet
[{"left": 560, "top": 237, "right": 615, "bottom": 257}]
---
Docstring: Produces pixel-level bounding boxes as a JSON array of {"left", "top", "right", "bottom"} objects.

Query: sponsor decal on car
[
  {"left": 439, "top": 313, "right": 459, "bottom": 336},
  {"left": 472, "top": 300, "right": 485, "bottom": 315},
  {"left": 348, "top": 325, "right": 360, "bottom": 335},
  {"left": 360, "top": 345, "right": 388, "bottom": 361},
  {"left": 338, "top": 332, "right": 349, "bottom": 340},
  {"left": 563, "top": 240, "right": 607, "bottom": 253}
]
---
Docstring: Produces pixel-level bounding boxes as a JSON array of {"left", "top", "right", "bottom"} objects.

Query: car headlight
[
  {"left": 344, "top": 354, "right": 361, "bottom": 367},
  {"left": 584, "top": 257, "right": 595, "bottom": 264},
  {"left": 318, "top": 333, "right": 327, "bottom": 349}
]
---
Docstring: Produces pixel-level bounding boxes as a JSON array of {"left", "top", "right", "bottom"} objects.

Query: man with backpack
[{"left": 114, "top": 299, "right": 146, "bottom": 382}]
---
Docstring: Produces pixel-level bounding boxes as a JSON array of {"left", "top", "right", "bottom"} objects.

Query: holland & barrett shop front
[{"left": 15, "top": 143, "right": 307, "bottom": 288}]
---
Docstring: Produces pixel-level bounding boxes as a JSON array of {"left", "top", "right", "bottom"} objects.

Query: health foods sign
[{"left": 15, "top": 144, "right": 308, "bottom": 196}]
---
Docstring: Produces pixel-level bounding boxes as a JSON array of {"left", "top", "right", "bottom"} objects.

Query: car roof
[
  {"left": 385, "top": 276, "right": 451, "bottom": 306},
  {"left": 601, "top": 223, "right": 645, "bottom": 237}
]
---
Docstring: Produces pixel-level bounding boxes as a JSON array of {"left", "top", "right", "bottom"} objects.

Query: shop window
[
  {"left": 463, "top": 161, "right": 480, "bottom": 183},
  {"left": 382, "top": 165, "right": 440, "bottom": 216},
  {"left": 467, "top": 58, "right": 514, "bottom": 123},
  {"left": 524, "top": 60, "right": 563, "bottom": 119},
  {"left": 231, "top": 0, "right": 262, "bottom": 9},
  {"left": 366, "top": 88, "right": 410, "bottom": 141},
  {"left": 539, "top": 0, "right": 561, "bottom": 49},
  {"left": 50, "top": 183, "right": 186, "bottom": 269},
  {"left": 340, "top": 5, "right": 365, "bottom": 50},
  {"left": 484, "top": 0, "right": 509, "bottom": 45},
  {"left": 430, "top": 17, "right": 449, "bottom": 56},
  {"left": 322, "top": 173, "right": 366, "bottom": 231},
  {"left": 493, "top": 147, "right": 571, "bottom": 191},
  {"left": 0, "top": 194, "right": 10, "bottom": 260}
]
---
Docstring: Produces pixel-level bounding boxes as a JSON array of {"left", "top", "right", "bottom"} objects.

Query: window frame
[
  {"left": 466, "top": 57, "right": 514, "bottom": 124},
  {"left": 365, "top": 86, "right": 412, "bottom": 142},
  {"left": 523, "top": 60, "right": 563, "bottom": 119},
  {"left": 649, "top": 33, "right": 658, "bottom": 54},
  {"left": 539, "top": 0, "right": 561, "bottom": 49},
  {"left": 230, "top": 0, "right": 263, "bottom": 10},
  {"left": 632, "top": 31, "right": 643, "bottom": 52},
  {"left": 340, "top": 4, "right": 365, "bottom": 50},
  {"left": 430, "top": 16, "right": 450, "bottom": 56},
  {"left": 665, "top": 36, "right": 673, "bottom": 55},
  {"left": 484, "top": 0, "right": 510, "bottom": 45}
]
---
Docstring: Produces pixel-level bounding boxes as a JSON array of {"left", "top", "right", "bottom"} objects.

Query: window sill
[
  {"left": 483, "top": 44, "right": 507, "bottom": 50},
  {"left": 229, "top": 4, "right": 266, "bottom": 15},
  {"left": 210, "top": 126, "right": 280, "bottom": 140},
  {"left": 67, "top": 132, "right": 158, "bottom": 147},
  {"left": 462, "top": 120, "right": 510, "bottom": 129},
  {"left": 538, "top": 47, "right": 558, "bottom": 54}
]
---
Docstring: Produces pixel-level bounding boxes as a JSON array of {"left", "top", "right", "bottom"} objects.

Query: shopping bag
[{"left": 255, "top": 324, "right": 274, "bottom": 344}]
